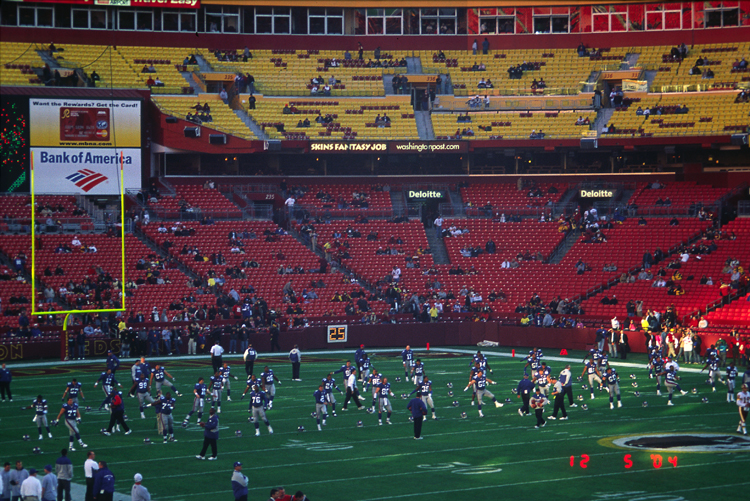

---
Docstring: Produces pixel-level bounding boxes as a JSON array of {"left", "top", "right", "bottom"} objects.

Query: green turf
[{"left": 1, "top": 348, "right": 748, "bottom": 501}]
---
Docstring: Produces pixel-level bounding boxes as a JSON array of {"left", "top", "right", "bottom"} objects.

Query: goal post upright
[{"left": 30, "top": 150, "right": 128, "bottom": 360}]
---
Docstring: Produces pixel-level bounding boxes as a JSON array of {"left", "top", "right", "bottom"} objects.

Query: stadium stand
[
  {"left": 152, "top": 95, "right": 256, "bottom": 139},
  {"left": 0, "top": 42, "right": 45, "bottom": 86},
  {"left": 245, "top": 96, "right": 418, "bottom": 140}
]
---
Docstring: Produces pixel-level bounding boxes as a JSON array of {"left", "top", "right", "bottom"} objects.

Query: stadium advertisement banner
[
  {"left": 19, "top": 0, "right": 200, "bottom": 8},
  {"left": 309, "top": 141, "right": 466, "bottom": 154},
  {"left": 389, "top": 141, "right": 466, "bottom": 153},
  {"left": 31, "top": 147, "right": 141, "bottom": 194},
  {"left": 30, "top": 98, "right": 141, "bottom": 148}
]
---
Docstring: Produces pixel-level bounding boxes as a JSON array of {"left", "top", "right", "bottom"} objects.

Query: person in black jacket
[{"left": 516, "top": 374, "right": 534, "bottom": 416}]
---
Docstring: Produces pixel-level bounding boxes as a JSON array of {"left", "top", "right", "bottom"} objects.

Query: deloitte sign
[
  {"left": 407, "top": 190, "right": 445, "bottom": 199},
  {"left": 580, "top": 189, "right": 613, "bottom": 198}
]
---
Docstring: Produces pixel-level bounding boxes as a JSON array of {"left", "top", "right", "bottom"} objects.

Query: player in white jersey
[
  {"left": 365, "top": 369, "right": 382, "bottom": 412},
  {"left": 736, "top": 384, "right": 749, "bottom": 435}
]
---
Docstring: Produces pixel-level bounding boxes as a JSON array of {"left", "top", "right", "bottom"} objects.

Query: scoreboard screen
[{"left": 327, "top": 325, "right": 347, "bottom": 343}]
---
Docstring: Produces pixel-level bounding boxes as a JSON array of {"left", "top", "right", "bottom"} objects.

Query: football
[{"left": 530, "top": 402, "right": 537, "bottom": 409}]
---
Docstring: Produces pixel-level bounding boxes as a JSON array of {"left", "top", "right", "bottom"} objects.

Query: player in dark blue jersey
[
  {"left": 334, "top": 361, "right": 356, "bottom": 379},
  {"left": 247, "top": 385, "right": 273, "bottom": 436},
  {"left": 323, "top": 373, "right": 343, "bottom": 416},
  {"left": 464, "top": 371, "right": 502, "bottom": 417},
  {"left": 376, "top": 377, "right": 394, "bottom": 425},
  {"left": 183, "top": 377, "right": 207, "bottom": 425},
  {"left": 651, "top": 355, "right": 665, "bottom": 395},
  {"left": 726, "top": 363, "right": 739, "bottom": 402},
  {"left": 135, "top": 373, "right": 155, "bottom": 419},
  {"left": 106, "top": 350, "right": 120, "bottom": 375},
  {"left": 523, "top": 352, "right": 540, "bottom": 376},
  {"left": 355, "top": 344, "right": 367, "bottom": 381},
  {"left": 219, "top": 363, "right": 238, "bottom": 401},
  {"left": 360, "top": 356, "right": 372, "bottom": 383},
  {"left": 659, "top": 367, "right": 688, "bottom": 405},
  {"left": 313, "top": 385, "right": 328, "bottom": 431},
  {"left": 94, "top": 370, "right": 121, "bottom": 410},
  {"left": 260, "top": 366, "right": 281, "bottom": 409},
  {"left": 54, "top": 397, "right": 87, "bottom": 451},
  {"left": 605, "top": 367, "right": 622, "bottom": 409},
  {"left": 365, "top": 369, "right": 382, "bottom": 412},
  {"left": 22, "top": 395, "right": 52, "bottom": 440},
  {"left": 702, "top": 356, "right": 723, "bottom": 393},
  {"left": 401, "top": 345, "right": 415, "bottom": 379},
  {"left": 62, "top": 379, "right": 85, "bottom": 405},
  {"left": 580, "top": 358, "right": 603, "bottom": 399},
  {"left": 413, "top": 359, "right": 425, "bottom": 385},
  {"left": 150, "top": 392, "right": 177, "bottom": 443},
  {"left": 150, "top": 364, "right": 181, "bottom": 397},
  {"left": 534, "top": 368, "right": 551, "bottom": 398},
  {"left": 209, "top": 372, "right": 224, "bottom": 413},
  {"left": 240, "top": 374, "right": 261, "bottom": 399},
  {"left": 410, "top": 375, "right": 436, "bottom": 420}
]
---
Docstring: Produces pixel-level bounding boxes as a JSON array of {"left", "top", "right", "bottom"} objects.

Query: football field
[{"left": 1, "top": 347, "right": 748, "bottom": 501}]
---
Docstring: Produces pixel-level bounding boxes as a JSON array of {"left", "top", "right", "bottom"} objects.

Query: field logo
[
  {"left": 605, "top": 433, "right": 750, "bottom": 453},
  {"left": 66, "top": 169, "right": 109, "bottom": 192}
]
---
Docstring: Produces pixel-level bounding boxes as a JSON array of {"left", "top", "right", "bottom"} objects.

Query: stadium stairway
[
  {"left": 389, "top": 190, "right": 406, "bottom": 216},
  {"left": 415, "top": 110, "right": 435, "bottom": 140},
  {"left": 546, "top": 230, "right": 579, "bottom": 264},
  {"left": 405, "top": 57, "right": 422, "bottom": 74},
  {"left": 594, "top": 107, "right": 615, "bottom": 136},
  {"left": 425, "top": 228, "right": 451, "bottom": 265},
  {"left": 623, "top": 53, "right": 640, "bottom": 70},
  {"left": 233, "top": 107, "right": 269, "bottom": 140},
  {"left": 132, "top": 225, "right": 201, "bottom": 283}
]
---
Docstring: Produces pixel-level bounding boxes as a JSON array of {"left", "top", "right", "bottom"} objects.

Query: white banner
[{"left": 32, "top": 148, "right": 141, "bottom": 194}]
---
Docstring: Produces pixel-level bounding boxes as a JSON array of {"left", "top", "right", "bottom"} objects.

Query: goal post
[{"left": 30, "top": 150, "right": 127, "bottom": 360}]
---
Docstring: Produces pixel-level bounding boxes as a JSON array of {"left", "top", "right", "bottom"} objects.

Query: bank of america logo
[{"left": 66, "top": 169, "right": 108, "bottom": 192}]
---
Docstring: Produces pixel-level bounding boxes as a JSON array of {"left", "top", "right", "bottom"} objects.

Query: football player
[
  {"left": 247, "top": 385, "right": 273, "bottom": 436},
  {"left": 150, "top": 364, "right": 181, "bottom": 397},
  {"left": 413, "top": 359, "right": 425, "bottom": 385},
  {"left": 94, "top": 370, "right": 121, "bottom": 410},
  {"left": 701, "top": 354, "right": 723, "bottom": 393},
  {"left": 464, "top": 371, "right": 502, "bottom": 417},
  {"left": 22, "top": 395, "right": 52, "bottom": 439},
  {"left": 219, "top": 362, "right": 238, "bottom": 401},
  {"left": 410, "top": 374, "right": 436, "bottom": 420},
  {"left": 151, "top": 392, "right": 177, "bottom": 443},
  {"left": 354, "top": 344, "right": 367, "bottom": 381},
  {"left": 105, "top": 350, "right": 120, "bottom": 375},
  {"left": 208, "top": 371, "right": 224, "bottom": 413},
  {"left": 726, "top": 363, "right": 739, "bottom": 403},
  {"left": 580, "top": 357, "right": 603, "bottom": 399},
  {"left": 659, "top": 366, "right": 688, "bottom": 406},
  {"left": 401, "top": 345, "right": 415, "bottom": 380},
  {"left": 62, "top": 379, "right": 85, "bottom": 405},
  {"left": 342, "top": 369, "right": 364, "bottom": 411},
  {"left": 376, "top": 376, "right": 395, "bottom": 425},
  {"left": 323, "top": 373, "right": 343, "bottom": 416},
  {"left": 605, "top": 367, "right": 622, "bottom": 409},
  {"left": 360, "top": 355, "right": 372, "bottom": 384},
  {"left": 736, "top": 384, "right": 749, "bottom": 435},
  {"left": 530, "top": 387, "right": 548, "bottom": 429},
  {"left": 240, "top": 374, "right": 261, "bottom": 400},
  {"left": 183, "top": 376, "right": 207, "bottom": 425},
  {"left": 313, "top": 384, "right": 328, "bottom": 431},
  {"left": 260, "top": 366, "right": 281, "bottom": 409},
  {"left": 651, "top": 354, "right": 665, "bottom": 396},
  {"left": 243, "top": 344, "right": 257, "bottom": 376},
  {"left": 135, "top": 373, "right": 155, "bottom": 418},
  {"left": 54, "top": 397, "right": 87, "bottom": 451},
  {"left": 534, "top": 367, "right": 551, "bottom": 397}
]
